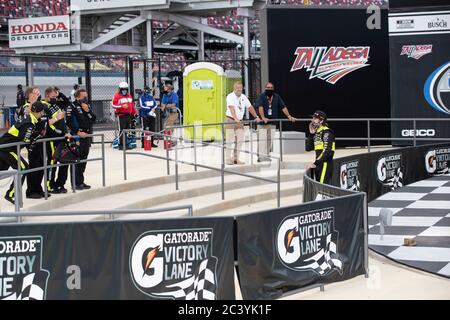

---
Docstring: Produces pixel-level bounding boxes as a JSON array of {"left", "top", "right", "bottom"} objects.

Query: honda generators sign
[{"left": 8, "top": 15, "right": 71, "bottom": 48}]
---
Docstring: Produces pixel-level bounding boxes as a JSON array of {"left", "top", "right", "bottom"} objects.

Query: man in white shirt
[{"left": 225, "top": 82, "right": 260, "bottom": 165}]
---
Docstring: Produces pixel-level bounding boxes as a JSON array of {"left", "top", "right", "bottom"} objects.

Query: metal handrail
[
  {"left": 0, "top": 205, "right": 193, "bottom": 225},
  {"left": 123, "top": 128, "right": 282, "bottom": 207},
  {"left": 0, "top": 133, "right": 106, "bottom": 210}
]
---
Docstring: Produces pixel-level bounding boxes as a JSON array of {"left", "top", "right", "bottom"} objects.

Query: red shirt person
[{"left": 111, "top": 82, "right": 137, "bottom": 149}]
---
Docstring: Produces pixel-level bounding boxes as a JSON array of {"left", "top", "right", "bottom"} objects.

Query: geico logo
[{"left": 401, "top": 129, "right": 435, "bottom": 137}]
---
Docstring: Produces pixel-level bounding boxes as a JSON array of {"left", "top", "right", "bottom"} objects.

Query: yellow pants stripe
[
  {"left": 8, "top": 151, "right": 25, "bottom": 198},
  {"left": 320, "top": 162, "right": 328, "bottom": 183},
  {"left": 47, "top": 142, "right": 56, "bottom": 191}
]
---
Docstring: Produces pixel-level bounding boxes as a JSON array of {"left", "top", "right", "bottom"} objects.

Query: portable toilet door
[{"left": 183, "top": 62, "right": 225, "bottom": 142}]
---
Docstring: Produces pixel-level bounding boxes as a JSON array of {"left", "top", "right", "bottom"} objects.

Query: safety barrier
[
  {"left": 0, "top": 133, "right": 106, "bottom": 211},
  {"left": 122, "top": 128, "right": 283, "bottom": 207}
]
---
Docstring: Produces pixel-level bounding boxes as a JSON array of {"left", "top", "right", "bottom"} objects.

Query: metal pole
[
  {"left": 193, "top": 125, "right": 197, "bottom": 172},
  {"left": 43, "top": 142, "right": 48, "bottom": 200},
  {"left": 123, "top": 130, "right": 127, "bottom": 180},
  {"left": 166, "top": 135, "right": 170, "bottom": 175},
  {"left": 279, "top": 120, "right": 283, "bottom": 162},
  {"left": 221, "top": 123, "right": 225, "bottom": 200},
  {"left": 175, "top": 137, "right": 179, "bottom": 191},
  {"left": 250, "top": 121, "right": 254, "bottom": 165},
  {"left": 14, "top": 172, "right": 20, "bottom": 215},
  {"left": 367, "top": 120, "right": 371, "bottom": 153},
  {"left": 71, "top": 163, "right": 76, "bottom": 193},
  {"left": 16, "top": 144, "right": 23, "bottom": 208},
  {"left": 363, "top": 192, "right": 369, "bottom": 278},
  {"left": 277, "top": 158, "right": 281, "bottom": 208},
  {"left": 413, "top": 119, "right": 417, "bottom": 147},
  {"left": 101, "top": 134, "right": 106, "bottom": 187}
]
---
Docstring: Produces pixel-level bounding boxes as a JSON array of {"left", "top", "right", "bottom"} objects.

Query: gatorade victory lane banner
[
  {"left": 236, "top": 196, "right": 365, "bottom": 300},
  {"left": 332, "top": 143, "right": 450, "bottom": 202},
  {"left": 260, "top": 7, "right": 391, "bottom": 145},
  {"left": 389, "top": 7, "right": 450, "bottom": 144},
  {"left": 0, "top": 217, "right": 235, "bottom": 300}
]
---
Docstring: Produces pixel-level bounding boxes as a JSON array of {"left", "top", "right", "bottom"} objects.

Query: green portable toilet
[{"left": 183, "top": 62, "right": 239, "bottom": 142}]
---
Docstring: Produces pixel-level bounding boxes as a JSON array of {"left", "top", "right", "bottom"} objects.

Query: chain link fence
[{"left": 0, "top": 54, "right": 261, "bottom": 142}]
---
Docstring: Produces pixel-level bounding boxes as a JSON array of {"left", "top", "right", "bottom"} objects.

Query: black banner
[
  {"left": 330, "top": 143, "right": 450, "bottom": 202},
  {"left": 389, "top": 7, "right": 450, "bottom": 145},
  {"left": 236, "top": 196, "right": 365, "bottom": 300},
  {"left": 261, "top": 7, "right": 391, "bottom": 146},
  {"left": 0, "top": 217, "right": 235, "bottom": 300}
]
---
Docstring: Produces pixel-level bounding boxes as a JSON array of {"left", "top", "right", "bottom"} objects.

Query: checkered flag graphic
[
  {"left": 151, "top": 257, "right": 218, "bottom": 300},
  {"left": 387, "top": 168, "right": 403, "bottom": 190},
  {"left": 295, "top": 234, "right": 343, "bottom": 275},
  {"left": 2, "top": 271, "right": 49, "bottom": 300}
]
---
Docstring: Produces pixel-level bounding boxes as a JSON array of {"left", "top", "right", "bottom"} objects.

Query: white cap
[{"left": 119, "top": 82, "right": 129, "bottom": 89}]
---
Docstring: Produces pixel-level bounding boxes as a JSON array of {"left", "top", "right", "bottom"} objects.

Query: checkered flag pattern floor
[
  {"left": 369, "top": 173, "right": 450, "bottom": 278},
  {"left": 151, "top": 257, "right": 217, "bottom": 300}
]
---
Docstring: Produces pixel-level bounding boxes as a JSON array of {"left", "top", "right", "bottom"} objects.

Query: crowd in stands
[{"left": 0, "top": 0, "right": 67, "bottom": 23}]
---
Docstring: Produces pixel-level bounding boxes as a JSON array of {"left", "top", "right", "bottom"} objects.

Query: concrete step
[{"left": 21, "top": 168, "right": 304, "bottom": 223}]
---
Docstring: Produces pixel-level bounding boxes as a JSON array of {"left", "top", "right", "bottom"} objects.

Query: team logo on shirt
[{"left": 290, "top": 46, "right": 370, "bottom": 84}]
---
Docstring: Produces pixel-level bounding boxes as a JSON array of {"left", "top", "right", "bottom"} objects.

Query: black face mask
[
  {"left": 265, "top": 89, "right": 274, "bottom": 97},
  {"left": 50, "top": 98, "right": 57, "bottom": 104},
  {"left": 120, "top": 89, "right": 128, "bottom": 95},
  {"left": 80, "top": 98, "right": 89, "bottom": 104},
  {"left": 162, "top": 90, "right": 168, "bottom": 95}
]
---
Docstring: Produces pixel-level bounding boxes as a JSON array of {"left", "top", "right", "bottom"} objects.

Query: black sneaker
[
  {"left": 49, "top": 188, "right": 62, "bottom": 194},
  {"left": 59, "top": 187, "right": 68, "bottom": 194},
  {"left": 4, "top": 194, "right": 14, "bottom": 204},
  {"left": 26, "top": 193, "right": 42, "bottom": 199},
  {"left": 151, "top": 143, "right": 158, "bottom": 148},
  {"left": 80, "top": 183, "right": 91, "bottom": 189},
  {"left": 41, "top": 192, "right": 51, "bottom": 198}
]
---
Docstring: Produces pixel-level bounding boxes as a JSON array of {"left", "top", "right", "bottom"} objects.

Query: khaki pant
[
  {"left": 257, "top": 124, "right": 275, "bottom": 160},
  {"left": 164, "top": 112, "right": 179, "bottom": 128},
  {"left": 225, "top": 118, "right": 245, "bottom": 162}
]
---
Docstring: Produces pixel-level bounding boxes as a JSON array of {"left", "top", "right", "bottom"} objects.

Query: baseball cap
[
  {"left": 31, "top": 101, "right": 45, "bottom": 113},
  {"left": 311, "top": 110, "right": 327, "bottom": 120}
]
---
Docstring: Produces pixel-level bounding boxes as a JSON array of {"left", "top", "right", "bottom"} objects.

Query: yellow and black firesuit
[
  {"left": 0, "top": 102, "right": 43, "bottom": 203},
  {"left": 308, "top": 124, "right": 335, "bottom": 184}
]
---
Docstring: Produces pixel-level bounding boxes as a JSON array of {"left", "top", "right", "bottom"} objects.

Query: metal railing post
[
  {"left": 123, "top": 130, "right": 127, "bottom": 180},
  {"left": 277, "top": 158, "right": 281, "bottom": 208},
  {"left": 14, "top": 172, "right": 20, "bottom": 215},
  {"left": 363, "top": 192, "right": 369, "bottom": 278},
  {"left": 175, "top": 137, "right": 179, "bottom": 191},
  {"left": 43, "top": 142, "right": 48, "bottom": 200},
  {"left": 166, "top": 135, "right": 170, "bottom": 176},
  {"left": 250, "top": 121, "right": 254, "bottom": 165},
  {"left": 193, "top": 125, "right": 197, "bottom": 172},
  {"left": 221, "top": 123, "right": 225, "bottom": 200},
  {"left": 188, "top": 205, "right": 193, "bottom": 217},
  {"left": 71, "top": 163, "right": 76, "bottom": 193},
  {"left": 367, "top": 120, "right": 371, "bottom": 153},
  {"left": 16, "top": 144, "right": 23, "bottom": 208},
  {"left": 101, "top": 134, "right": 106, "bottom": 187},
  {"left": 413, "top": 119, "right": 417, "bottom": 147},
  {"left": 279, "top": 120, "right": 283, "bottom": 162}
]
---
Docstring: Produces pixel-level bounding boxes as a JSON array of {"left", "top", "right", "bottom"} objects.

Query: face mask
[
  {"left": 162, "top": 90, "right": 168, "bottom": 95},
  {"left": 265, "top": 89, "right": 274, "bottom": 97},
  {"left": 120, "top": 89, "right": 128, "bottom": 95},
  {"left": 80, "top": 98, "right": 89, "bottom": 104},
  {"left": 50, "top": 98, "right": 57, "bottom": 104},
  {"left": 144, "top": 90, "right": 150, "bottom": 94}
]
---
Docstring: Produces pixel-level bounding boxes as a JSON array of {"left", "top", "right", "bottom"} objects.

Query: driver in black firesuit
[
  {"left": 306, "top": 110, "right": 335, "bottom": 184},
  {"left": 0, "top": 101, "right": 46, "bottom": 204}
]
